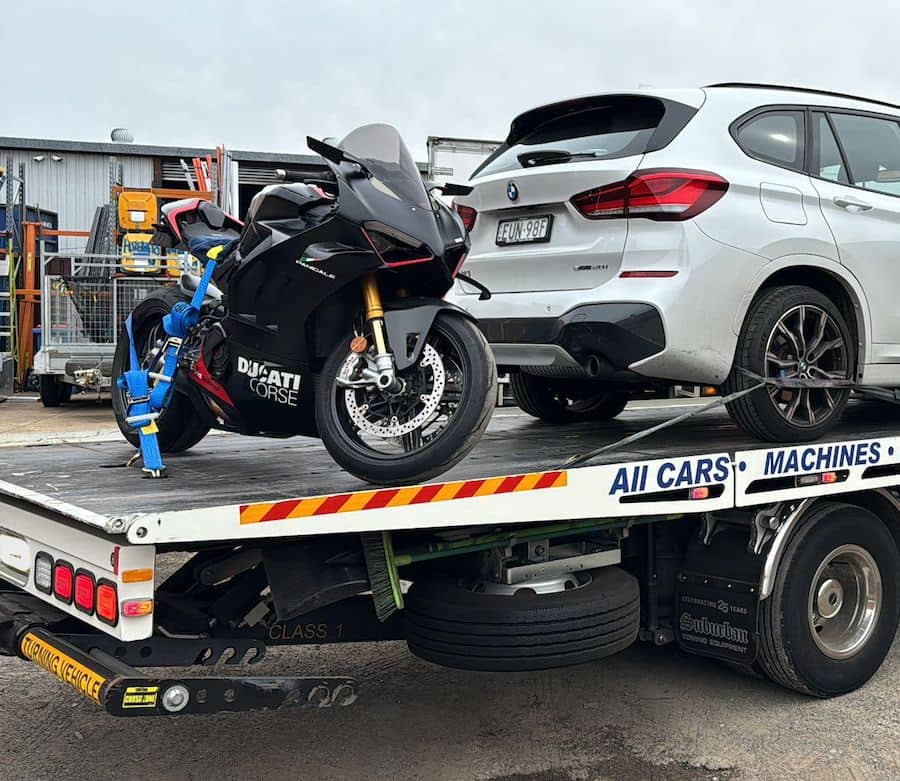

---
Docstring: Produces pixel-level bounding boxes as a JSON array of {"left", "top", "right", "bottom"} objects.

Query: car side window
[
  {"left": 735, "top": 111, "right": 805, "bottom": 172},
  {"left": 814, "top": 114, "right": 850, "bottom": 184},
  {"left": 829, "top": 112, "right": 900, "bottom": 197}
]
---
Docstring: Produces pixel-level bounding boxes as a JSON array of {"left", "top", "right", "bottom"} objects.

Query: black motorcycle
[{"left": 112, "top": 124, "right": 496, "bottom": 484}]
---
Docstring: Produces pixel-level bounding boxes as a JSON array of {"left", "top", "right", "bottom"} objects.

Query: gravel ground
[
  {"left": 1, "top": 633, "right": 896, "bottom": 781},
  {"left": 1, "top": 399, "right": 897, "bottom": 780}
]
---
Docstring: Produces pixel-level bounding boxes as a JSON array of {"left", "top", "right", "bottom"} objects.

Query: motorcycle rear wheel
[
  {"left": 112, "top": 288, "right": 212, "bottom": 453},
  {"left": 316, "top": 312, "right": 496, "bottom": 485}
]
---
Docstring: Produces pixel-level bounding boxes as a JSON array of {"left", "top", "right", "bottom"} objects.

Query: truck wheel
[
  {"left": 510, "top": 373, "right": 628, "bottom": 424},
  {"left": 405, "top": 567, "right": 640, "bottom": 671},
  {"left": 724, "top": 285, "right": 852, "bottom": 442},
  {"left": 758, "top": 502, "right": 899, "bottom": 697},
  {"left": 39, "top": 375, "right": 72, "bottom": 407},
  {"left": 112, "top": 288, "right": 212, "bottom": 453}
]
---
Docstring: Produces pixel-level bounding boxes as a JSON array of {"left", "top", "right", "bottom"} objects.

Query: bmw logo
[{"left": 507, "top": 181, "right": 519, "bottom": 202}]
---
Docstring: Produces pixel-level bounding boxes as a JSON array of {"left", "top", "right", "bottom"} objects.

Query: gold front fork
[{"left": 362, "top": 273, "right": 389, "bottom": 355}]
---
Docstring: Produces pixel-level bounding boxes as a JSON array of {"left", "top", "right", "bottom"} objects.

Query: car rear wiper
[{"left": 516, "top": 149, "right": 607, "bottom": 168}]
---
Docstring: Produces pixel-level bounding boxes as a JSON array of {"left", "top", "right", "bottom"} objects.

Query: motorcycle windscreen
[{"left": 338, "top": 123, "right": 443, "bottom": 255}]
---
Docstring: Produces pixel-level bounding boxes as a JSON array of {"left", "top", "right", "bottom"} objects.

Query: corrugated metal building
[{"left": 0, "top": 137, "right": 324, "bottom": 250}]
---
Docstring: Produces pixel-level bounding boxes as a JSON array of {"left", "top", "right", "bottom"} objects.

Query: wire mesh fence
[{"left": 42, "top": 255, "right": 179, "bottom": 348}]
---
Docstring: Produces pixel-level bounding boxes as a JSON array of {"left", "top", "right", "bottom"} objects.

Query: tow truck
[{"left": 0, "top": 398, "right": 898, "bottom": 716}]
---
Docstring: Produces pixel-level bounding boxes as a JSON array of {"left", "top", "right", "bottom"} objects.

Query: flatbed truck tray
[
  {"left": 4, "top": 401, "right": 900, "bottom": 545},
  {"left": 2, "top": 399, "right": 899, "bottom": 714}
]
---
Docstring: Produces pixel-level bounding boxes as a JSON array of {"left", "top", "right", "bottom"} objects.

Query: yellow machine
[
  {"left": 118, "top": 192, "right": 158, "bottom": 231},
  {"left": 120, "top": 233, "right": 162, "bottom": 274}
]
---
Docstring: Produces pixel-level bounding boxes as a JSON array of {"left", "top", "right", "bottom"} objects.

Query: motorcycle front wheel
[{"left": 315, "top": 312, "right": 497, "bottom": 485}]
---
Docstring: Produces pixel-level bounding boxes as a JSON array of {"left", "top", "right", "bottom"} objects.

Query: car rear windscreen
[{"left": 475, "top": 96, "right": 675, "bottom": 178}]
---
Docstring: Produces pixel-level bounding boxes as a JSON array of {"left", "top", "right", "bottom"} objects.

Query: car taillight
[
  {"left": 53, "top": 561, "right": 74, "bottom": 603},
  {"left": 571, "top": 169, "right": 728, "bottom": 221},
  {"left": 96, "top": 581, "right": 119, "bottom": 626},
  {"left": 454, "top": 203, "right": 477, "bottom": 232},
  {"left": 74, "top": 570, "right": 96, "bottom": 614}
]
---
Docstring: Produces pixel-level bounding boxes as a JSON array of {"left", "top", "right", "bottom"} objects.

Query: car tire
[
  {"left": 39, "top": 375, "right": 72, "bottom": 407},
  {"left": 510, "top": 372, "right": 629, "bottom": 424},
  {"left": 724, "top": 285, "right": 853, "bottom": 442},
  {"left": 405, "top": 567, "right": 640, "bottom": 672},
  {"left": 758, "top": 502, "right": 899, "bottom": 697},
  {"left": 111, "top": 288, "right": 212, "bottom": 453}
]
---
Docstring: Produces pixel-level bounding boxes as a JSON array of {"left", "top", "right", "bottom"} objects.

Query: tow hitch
[{"left": 17, "top": 627, "right": 358, "bottom": 716}]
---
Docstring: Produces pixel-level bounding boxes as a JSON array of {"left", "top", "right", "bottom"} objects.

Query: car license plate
[{"left": 495, "top": 215, "right": 552, "bottom": 245}]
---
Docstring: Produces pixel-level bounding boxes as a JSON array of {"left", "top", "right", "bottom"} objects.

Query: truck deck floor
[{"left": 2, "top": 399, "right": 898, "bottom": 521}]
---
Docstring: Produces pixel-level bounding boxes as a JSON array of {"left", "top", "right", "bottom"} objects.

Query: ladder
[
  {"left": 1, "top": 158, "right": 21, "bottom": 389},
  {"left": 0, "top": 250, "right": 13, "bottom": 396}
]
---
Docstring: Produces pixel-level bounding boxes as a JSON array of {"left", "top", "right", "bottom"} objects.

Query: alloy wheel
[{"left": 764, "top": 304, "right": 849, "bottom": 427}]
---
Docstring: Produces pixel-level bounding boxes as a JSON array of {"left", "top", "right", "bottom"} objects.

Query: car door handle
[{"left": 833, "top": 196, "right": 874, "bottom": 212}]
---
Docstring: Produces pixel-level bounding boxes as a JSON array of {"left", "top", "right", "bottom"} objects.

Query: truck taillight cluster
[
  {"left": 32, "top": 551, "right": 152, "bottom": 627},
  {"left": 571, "top": 169, "right": 728, "bottom": 221}
]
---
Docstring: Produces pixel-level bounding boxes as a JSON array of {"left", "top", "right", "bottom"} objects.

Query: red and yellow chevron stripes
[{"left": 239, "top": 469, "right": 568, "bottom": 525}]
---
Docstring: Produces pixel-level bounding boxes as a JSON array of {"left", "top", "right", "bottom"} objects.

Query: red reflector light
[
  {"left": 96, "top": 581, "right": 119, "bottom": 626},
  {"left": 619, "top": 270, "right": 679, "bottom": 279},
  {"left": 53, "top": 561, "right": 74, "bottom": 604},
  {"left": 690, "top": 486, "right": 710, "bottom": 500},
  {"left": 822, "top": 472, "right": 838, "bottom": 484},
  {"left": 74, "top": 570, "right": 96, "bottom": 614},
  {"left": 571, "top": 169, "right": 728, "bottom": 221},
  {"left": 454, "top": 203, "right": 477, "bottom": 232}
]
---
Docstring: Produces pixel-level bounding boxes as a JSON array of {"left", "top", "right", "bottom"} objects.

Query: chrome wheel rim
[
  {"left": 469, "top": 571, "right": 591, "bottom": 596},
  {"left": 807, "top": 544, "right": 882, "bottom": 659},
  {"left": 764, "top": 304, "right": 849, "bottom": 427}
]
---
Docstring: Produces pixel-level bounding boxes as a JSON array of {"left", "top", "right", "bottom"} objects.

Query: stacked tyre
[{"left": 405, "top": 567, "right": 640, "bottom": 672}]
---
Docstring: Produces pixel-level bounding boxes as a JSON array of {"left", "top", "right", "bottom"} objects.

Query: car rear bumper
[{"left": 480, "top": 303, "right": 666, "bottom": 380}]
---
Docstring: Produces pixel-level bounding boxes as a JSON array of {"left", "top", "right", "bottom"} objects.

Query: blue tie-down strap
[
  {"left": 163, "top": 301, "right": 198, "bottom": 340},
  {"left": 118, "top": 313, "right": 168, "bottom": 478},
  {"left": 162, "top": 258, "right": 218, "bottom": 338}
]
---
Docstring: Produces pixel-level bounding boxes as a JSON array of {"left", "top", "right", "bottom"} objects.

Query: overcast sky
[{"left": 6, "top": 1, "right": 900, "bottom": 158}]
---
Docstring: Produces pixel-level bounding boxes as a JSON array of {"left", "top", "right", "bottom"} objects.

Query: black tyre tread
[
  {"left": 409, "top": 621, "right": 639, "bottom": 660},
  {"left": 112, "top": 287, "right": 212, "bottom": 454},
  {"left": 404, "top": 597, "right": 640, "bottom": 639},
  {"left": 405, "top": 567, "right": 640, "bottom": 672},
  {"left": 316, "top": 313, "right": 496, "bottom": 485},
  {"left": 758, "top": 503, "right": 839, "bottom": 695},
  {"left": 407, "top": 569, "right": 638, "bottom": 625},
  {"left": 510, "top": 371, "right": 569, "bottom": 423},
  {"left": 408, "top": 618, "right": 639, "bottom": 672},
  {"left": 406, "top": 610, "right": 639, "bottom": 652},
  {"left": 39, "top": 375, "right": 70, "bottom": 407},
  {"left": 511, "top": 372, "right": 627, "bottom": 424},
  {"left": 724, "top": 285, "right": 852, "bottom": 442},
  {"left": 757, "top": 502, "right": 899, "bottom": 697}
]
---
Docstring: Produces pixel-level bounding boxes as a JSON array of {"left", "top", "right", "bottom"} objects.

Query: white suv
[{"left": 449, "top": 83, "right": 900, "bottom": 442}]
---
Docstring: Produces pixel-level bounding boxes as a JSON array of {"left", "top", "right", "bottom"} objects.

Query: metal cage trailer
[
  {"left": 34, "top": 251, "right": 193, "bottom": 404},
  {"left": 0, "top": 406, "right": 898, "bottom": 717}
]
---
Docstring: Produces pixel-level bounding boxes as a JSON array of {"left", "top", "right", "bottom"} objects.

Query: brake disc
[{"left": 341, "top": 343, "right": 446, "bottom": 438}]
